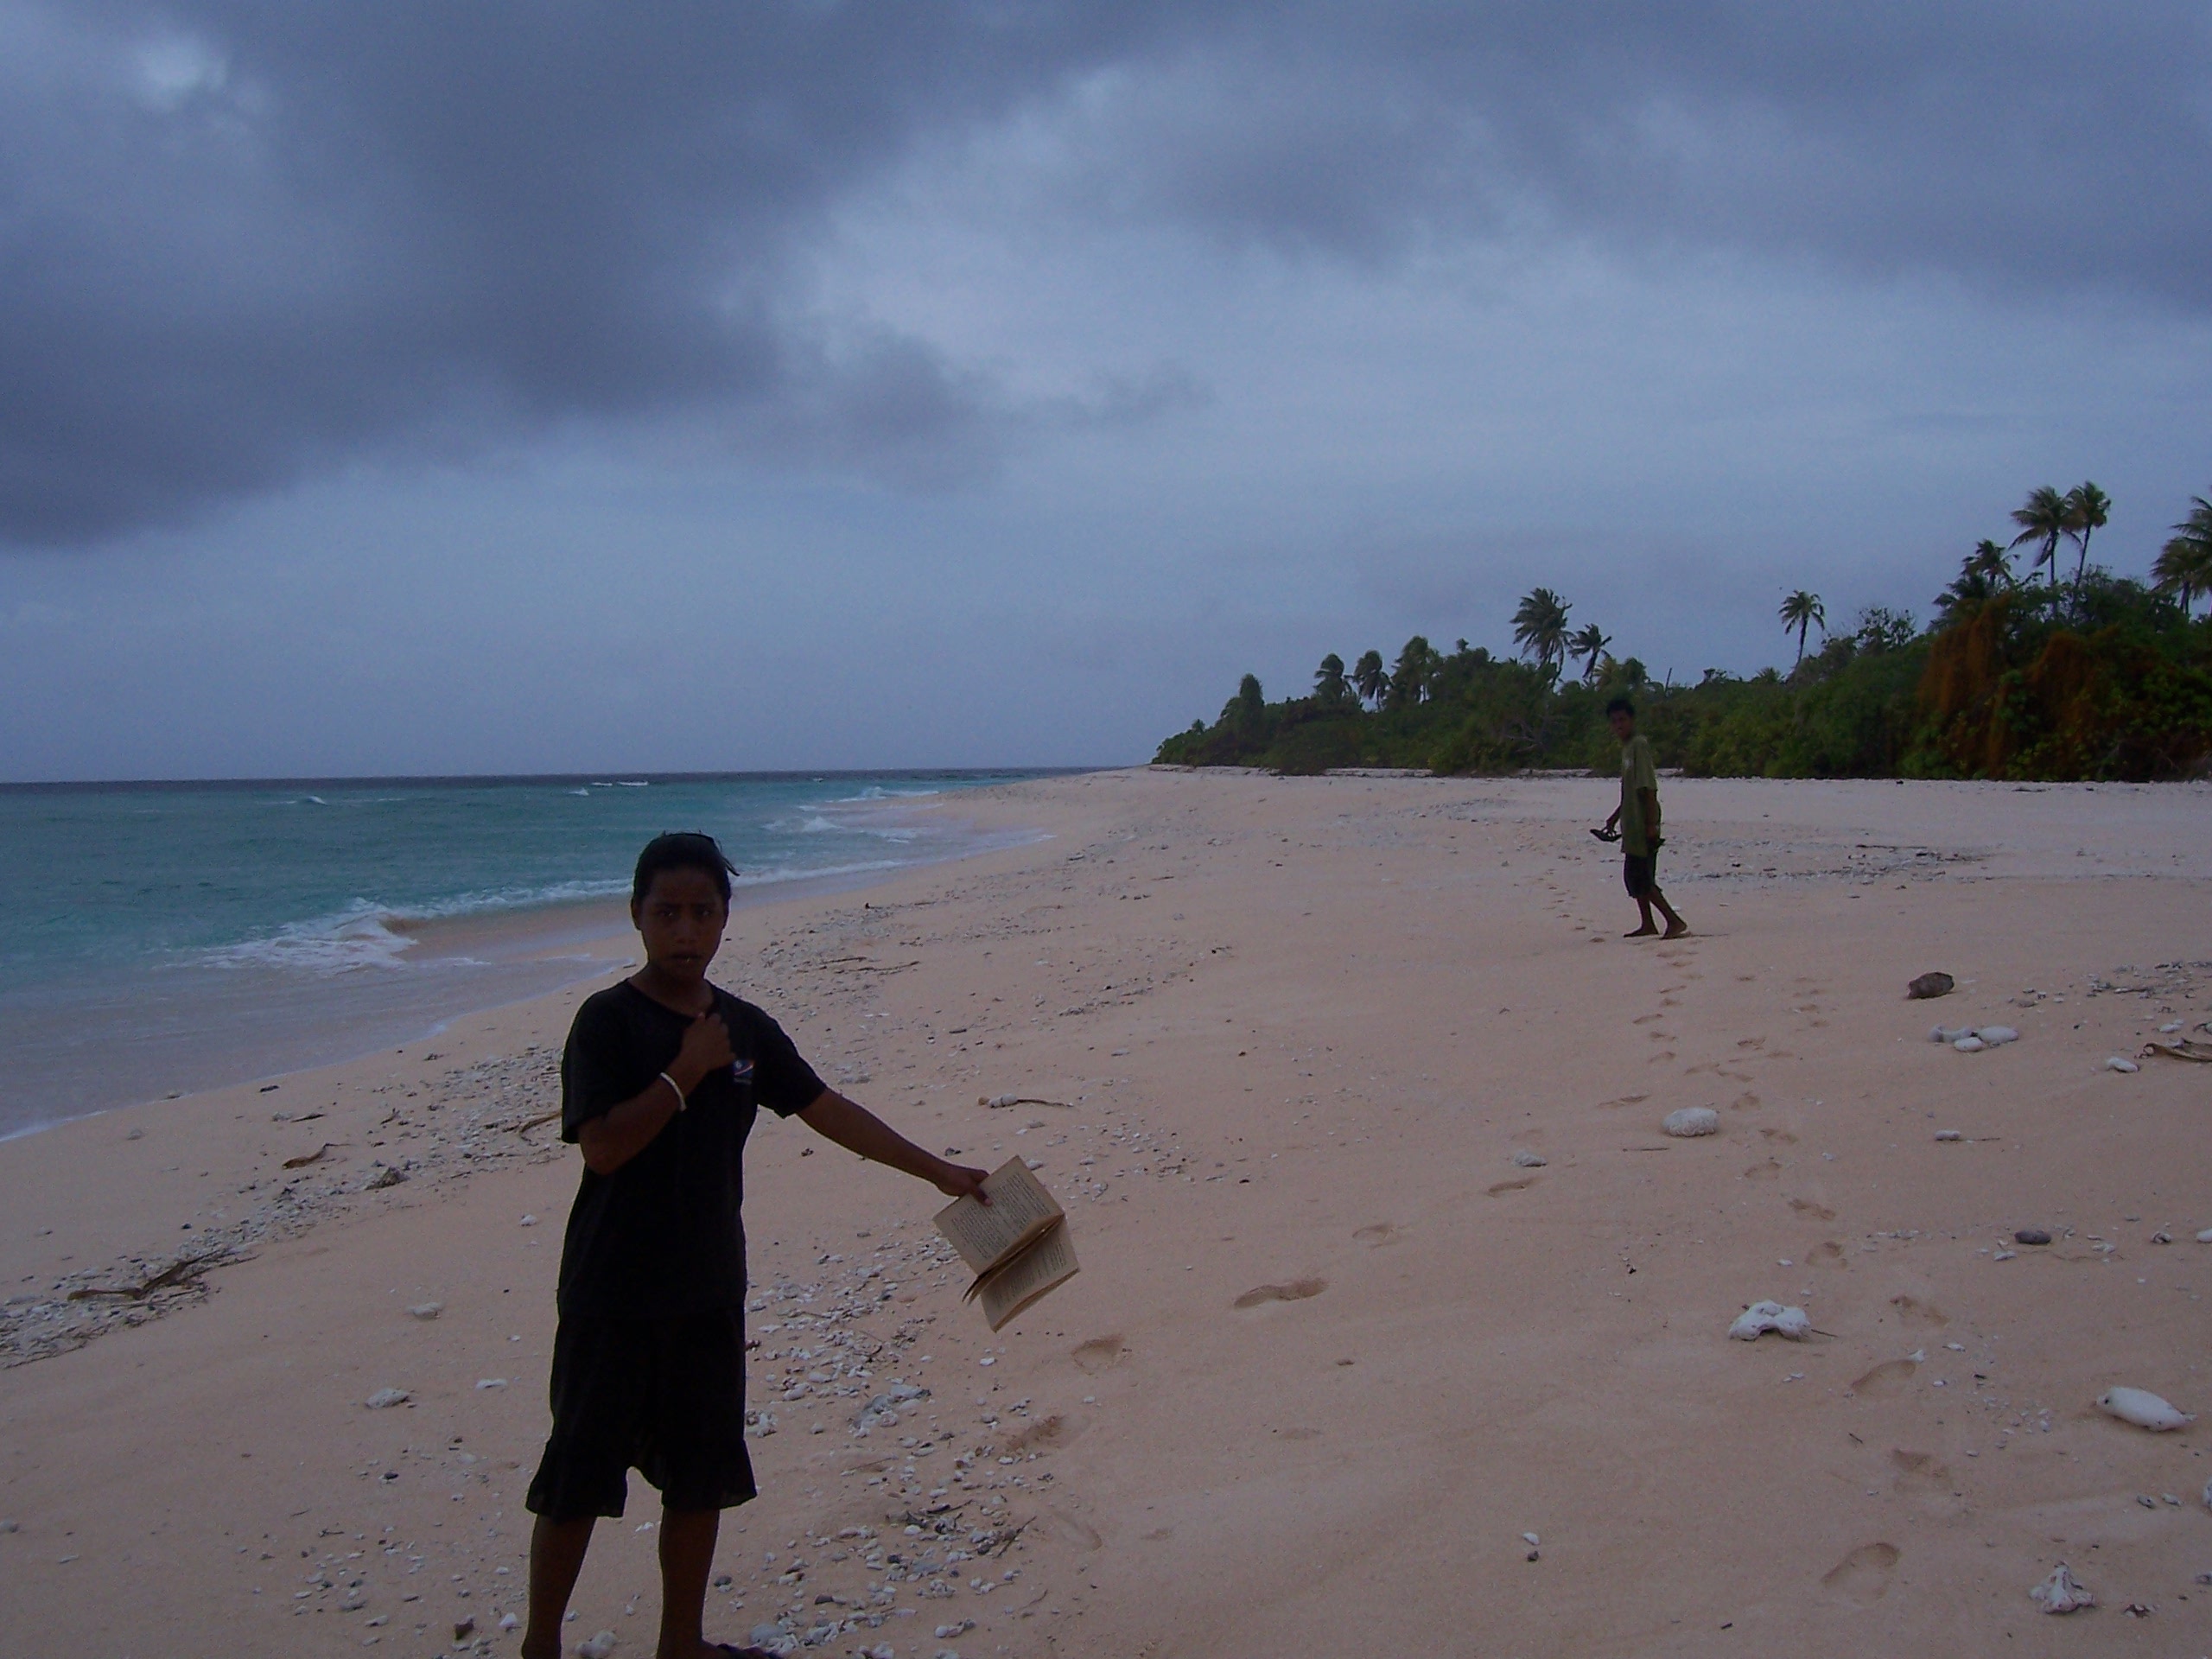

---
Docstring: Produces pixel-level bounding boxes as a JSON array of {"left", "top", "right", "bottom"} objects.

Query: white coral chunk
[
  {"left": 2096, "top": 1386, "right": 2194, "bottom": 1431},
  {"left": 2030, "top": 1563, "right": 2093, "bottom": 1613},
  {"left": 1728, "top": 1300, "right": 1809, "bottom": 1341}
]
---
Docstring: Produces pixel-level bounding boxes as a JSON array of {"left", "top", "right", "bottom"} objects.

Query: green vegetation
[{"left": 1154, "top": 484, "right": 2212, "bottom": 782}]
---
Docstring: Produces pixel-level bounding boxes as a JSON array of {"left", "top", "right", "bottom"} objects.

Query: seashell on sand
[
  {"left": 1933, "top": 1129, "right": 1962, "bottom": 1141},
  {"left": 1729, "top": 1300, "right": 1809, "bottom": 1341},
  {"left": 1975, "top": 1026, "right": 2018, "bottom": 1046},
  {"left": 1662, "top": 1107, "right": 1719, "bottom": 1137},
  {"left": 1511, "top": 1150, "right": 1548, "bottom": 1167},
  {"left": 2106, "top": 1056, "right": 2139, "bottom": 1072},
  {"left": 1906, "top": 971, "right": 1955, "bottom": 1000},
  {"left": 364, "top": 1387, "right": 410, "bottom": 1409},
  {"left": 1929, "top": 1025, "right": 1971, "bottom": 1044},
  {"left": 577, "top": 1632, "right": 620, "bottom": 1659},
  {"left": 2030, "top": 1563, "right": 2093, "bottom": 1613},
  {"left": 2096, "top": 1386, "right": 2194, "bottom": 1431},
  {"left": 405, "top": 1301, "right": 442, "bottom": 1320},
  {"left": 2198, "top": 1229, "right": 2212, "bottom": 1243},
  {"left": 1952, "top": 1035, "right": 1986, "bottom": 1052}
]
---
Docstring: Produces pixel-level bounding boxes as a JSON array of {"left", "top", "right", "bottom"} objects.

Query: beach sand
[{"left": 4, "top": 767, "right": 2209, "bottom": 1656}]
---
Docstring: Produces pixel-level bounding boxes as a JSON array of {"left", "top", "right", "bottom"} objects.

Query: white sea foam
[
  {"left": 833, "top": 785, "right": 943, "bottom": 803},
  {"left": 207, "top": 904, "right": 419, "bottom": 975},
  {"left": 205, "top": 878, "right": 632, "bottom": 976}
]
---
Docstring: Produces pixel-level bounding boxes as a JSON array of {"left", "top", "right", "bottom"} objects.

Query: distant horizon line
[{"left": 0, "top": 765, "right": 1118, "bottom": 793}]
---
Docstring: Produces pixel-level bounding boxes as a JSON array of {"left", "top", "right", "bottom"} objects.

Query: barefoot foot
[{"left": 1624, "top": 925, "right": 1659, "bottom": 938}]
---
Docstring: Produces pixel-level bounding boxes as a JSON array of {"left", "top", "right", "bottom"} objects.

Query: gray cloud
[{"left": 3, "top": 1, "right": 2205, "bottom": 546}]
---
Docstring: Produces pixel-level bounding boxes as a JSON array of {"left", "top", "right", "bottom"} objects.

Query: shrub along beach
[{"left": 1156, "top": 484, "right": 2212, "bottom": 781}]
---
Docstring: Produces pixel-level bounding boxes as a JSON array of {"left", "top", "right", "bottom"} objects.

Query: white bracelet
[{"left": 659, "top": 1071, "right": 686, "bottom": 1111}]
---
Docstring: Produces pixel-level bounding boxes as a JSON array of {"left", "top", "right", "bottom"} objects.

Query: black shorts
[
  {"left": 1623, "top": 851, "right": 1657, "bottom": 898},
  {"left": 524, "top": 1308, "right": 756, "bottom": 1521}
]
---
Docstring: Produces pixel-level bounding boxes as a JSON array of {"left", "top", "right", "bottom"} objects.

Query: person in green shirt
[{"left": 1597, "top": 696, "right": 1689, "bottom": 938}]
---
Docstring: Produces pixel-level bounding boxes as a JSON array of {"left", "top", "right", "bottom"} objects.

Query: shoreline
[
  {"left": 0, "top": 782, "right": 1062, "bottom": 1143},
  {"left": 4, "top": 768, "right": 2209, "bottom": 1656}
]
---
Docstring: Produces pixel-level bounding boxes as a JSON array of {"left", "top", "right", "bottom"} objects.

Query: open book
[{"left": 933, "top": 1157, "right": 1080, "bottom": 1331}]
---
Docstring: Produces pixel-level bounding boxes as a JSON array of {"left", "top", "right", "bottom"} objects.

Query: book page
[
  {"left": 977, "top": 1220, "right": 1079, "bottom": 1331},
  {"left": 934, "top": 1157, "right": 1064, "bottom": 1274}
]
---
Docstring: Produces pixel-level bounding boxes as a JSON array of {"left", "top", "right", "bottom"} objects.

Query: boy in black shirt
[{"left": 521, "top": 833, "right": 986, "bottom": 1659}]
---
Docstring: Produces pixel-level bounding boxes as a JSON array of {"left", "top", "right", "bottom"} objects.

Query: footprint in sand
[
  {"left": 1789, "top": 1198, "right": 1837, "bottom": 1222},
  {"left": 1598, "top": 1094, "right": 1650, "bottom": 1110},
  {"left": 1743, "top": 1158, "right": 1783, "bottom": 1180},
  {"left": 1352, "top": 1224, "right": 1399, "bottom": 1245},
  {"left": 1759, "top": 1128, "right": 1798, "bottom": 1145},
  {"left": 1041, "top": 1507, "right": 1103, "bottom": 1550},
  {"left": 1734, "top": 1092, "right": 1761, "bottom": 1110},
  {"left": 1888, "top": 1449, "right": 1952, "bottom": 1494},
  {"left": 1887, "top": 1294, "right": 1948, "bottom": 1329},
  {"left": 1850, "top": 1358, "right": 1920, "bottom": 1397},
  {"left": 1071, "top": 1335, "right": 1130, "bottom": 1375},
  {"left": 1235, "top": 1278, "right": 1326, "bottom": 1309},
  {"left": 1811, "top": 1241, "right": 1847, "bottom": 1268},
  {"left": 1820, "top": 1541, "right": 1900, "bottom": 1605},
  {"left": 1004, "top": 1413, "right": 1079, "bottom": 1452},
  {"left": 1485, "top": 1178, "right": 1537, "bottom": 1198}
]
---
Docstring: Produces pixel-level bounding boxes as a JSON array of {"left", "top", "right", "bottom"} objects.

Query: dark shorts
[
  {"left": 524, "top": 1308, "right": 755, "bottom": 1521},
  {"left": 1623, "top": 851, "right": 1657, "bottom": 898}
]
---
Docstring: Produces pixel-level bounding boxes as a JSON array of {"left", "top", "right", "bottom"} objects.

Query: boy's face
[
  {"left": 1607, "top": 709, "right": 1635, "bottom": 741},
  {"left": 631, "top": 867, "right": 730, "bottom": 982}
]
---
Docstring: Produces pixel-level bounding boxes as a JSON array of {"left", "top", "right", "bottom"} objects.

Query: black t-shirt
[{"left": 555, "top": 980, "right": 825, "bottom": 1319}]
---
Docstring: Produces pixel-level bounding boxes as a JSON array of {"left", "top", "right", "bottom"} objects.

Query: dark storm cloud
[{"left": 3, "top": 1, "right": 2206, "bottom": 546}]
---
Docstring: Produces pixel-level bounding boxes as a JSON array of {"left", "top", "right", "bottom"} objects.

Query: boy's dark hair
[
  {"left": 1604, "top": 695, "right": 1636, "bottom": 718},
  {"left": 632, "top": 832, "right": 737, "bottom": 906}
]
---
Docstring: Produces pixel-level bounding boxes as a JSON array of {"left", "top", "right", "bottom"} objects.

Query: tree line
[{"left": 1155, "top": 484, "right": 2212, "bottom": 781}]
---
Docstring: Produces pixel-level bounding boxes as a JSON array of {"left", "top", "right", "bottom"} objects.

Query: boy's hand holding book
[
  {"left": 934, "top": 1158, "right": 1079, "bottom": 1330},
  {"left": 929, "top": 1159, "right": 991, "bottom": 1204}
]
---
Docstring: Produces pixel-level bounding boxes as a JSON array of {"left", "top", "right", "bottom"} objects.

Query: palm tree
[
  {"left": 2008, "top": 486, "right": 2077, "bottom": 589},
  {"left": 2153, "top": 495, "right": 2212, "bottom": 617},
  {"left": 1778, "top": 589, "right": 1825, "bottom": 666},
  {"left": 1510, "top": 588, "right": 1572, "bottom": 678},
  {"left": 1967, "top": 538, "right": 2014, "bottom": 587},
  {"left": 2065, "top": 481, "right": 2111, "bottom": 598},
  {"left": 1313, "top": 652, "right": 1350, "bottom": 708},
  {"left": 1936, "top": 564, "right": 1994, "bottom": 622},
  {"left": 1386, "top": 636, "right": 1435, "bottom": 710},
  {"left": 1569, "top": 622, "right": 1611, "bottom": 683},
  {"left": 1351, "top": 649, "right": 1387, "bottom": 708}
]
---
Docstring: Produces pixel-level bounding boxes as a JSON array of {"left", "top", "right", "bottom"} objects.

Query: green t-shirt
[{"left": 1619, "top": 734, "right": 1658, "bottom": 856}]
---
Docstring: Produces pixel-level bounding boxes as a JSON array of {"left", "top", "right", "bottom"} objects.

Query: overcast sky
[{"left": 3, "top": 2, "right": 2209, "bottom": 779}]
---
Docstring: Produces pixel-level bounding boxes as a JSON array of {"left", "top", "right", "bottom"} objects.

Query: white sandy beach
[{"left": 4, "top": 767, "right": 2211, "bottom": 1657}]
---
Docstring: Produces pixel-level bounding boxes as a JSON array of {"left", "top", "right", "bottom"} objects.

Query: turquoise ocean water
[{"left": 0, "top": 771, "right": 1061, "bottom": 1138}]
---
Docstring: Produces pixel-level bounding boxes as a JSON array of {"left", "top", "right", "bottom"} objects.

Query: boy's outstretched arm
[{"left": 799, "top": 1090, "right": 989, "bottom": 1202}]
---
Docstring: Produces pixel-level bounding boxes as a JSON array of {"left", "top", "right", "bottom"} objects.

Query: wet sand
[{"left": 3, "top": 768, "right": 2209, "bottom": 1656}]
